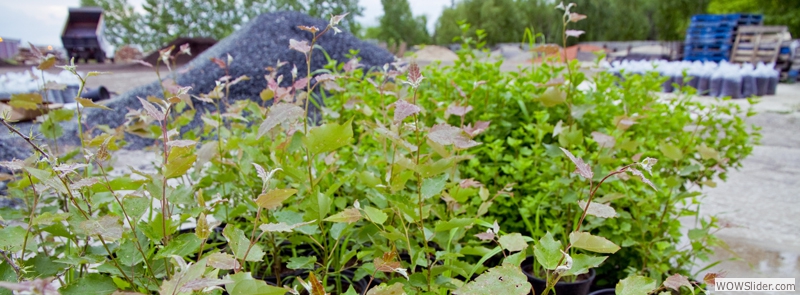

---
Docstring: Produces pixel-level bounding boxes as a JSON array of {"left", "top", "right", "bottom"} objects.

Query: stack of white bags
[
  {"left": 0, "top": 67, "right": 82, "bottom": 103},
  {"left": 604, "top": 60, "right": 780, "bottom": 98}
]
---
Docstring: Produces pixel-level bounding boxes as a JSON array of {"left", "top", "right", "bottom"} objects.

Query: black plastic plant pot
[
  {"left": 588, "top": 288, "right": 616, "bottom": 295},
  {"left": 83, "top": 86, "right": 110, "bottom": 101},
  {"left": 521, "top": 258, "right": 596, "bottom": 295}
]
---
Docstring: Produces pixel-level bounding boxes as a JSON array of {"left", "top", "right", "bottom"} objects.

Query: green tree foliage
[
  {"left": 261, "top": 0, "right": 364, "bottom": 34},
  {"left": 80, "top": 0, "right": 142, "bottom": 48},
  {"left": 375, "top": 0, "right": 430, "bottom": 46},
  {"left": 433, "top": 0, "right": 709, "bottom": 46},
  {"left": 434, "top": 0, "right": 527, "bottom": 45},
  {"left": 81, "top": 0, "right": 363, "bottom": 53},
  {"left": 709, "top": 0, "right": 800, "bottom": 37}
]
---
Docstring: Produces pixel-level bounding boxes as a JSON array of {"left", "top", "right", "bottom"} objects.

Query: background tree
[
  {"left": 376, "top": 0, "right": 430, "bottom": 47},
  {"left": 80, "top": 0, "right": 142, "bottom": 48},
  {"left": 433, "top": 0, "right": 526, "bottom": 45},
  {"left": 82, "top": 0, "right": 362, "bottom": 53},
  {"left": 262, "top": 0, "right": 364, "bottom": 34},
  {"left": 708, "top": 0, "right": 800, "bottom": 37}
]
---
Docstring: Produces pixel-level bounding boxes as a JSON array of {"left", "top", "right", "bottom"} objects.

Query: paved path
[{"left": 688, "top": 84, "right": 800, "bottom": 294}]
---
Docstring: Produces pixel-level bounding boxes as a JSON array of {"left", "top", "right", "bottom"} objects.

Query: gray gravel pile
[{"left": 0, "top": 11, "right": 395, "bottom": 163}]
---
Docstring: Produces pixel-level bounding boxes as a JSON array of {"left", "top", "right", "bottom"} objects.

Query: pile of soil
[
  {"left": 0, "top": 11, "right": 395, "bottom": 163},
  {"left": 408, "top": 45, "right": 459, "bottom": 62}
]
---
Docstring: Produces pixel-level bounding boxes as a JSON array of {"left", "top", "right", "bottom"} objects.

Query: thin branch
[{"left": 0, "top": 118, "right": 51, "bottom": 159}]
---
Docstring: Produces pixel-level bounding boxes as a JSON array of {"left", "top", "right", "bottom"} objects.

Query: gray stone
[{"left": 0, "top": 11, "right": 395, "bottom": 163}]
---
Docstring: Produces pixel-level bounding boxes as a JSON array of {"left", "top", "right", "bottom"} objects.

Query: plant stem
[{"left": 21, "top": 173, "right": 40, "bottom": 260}]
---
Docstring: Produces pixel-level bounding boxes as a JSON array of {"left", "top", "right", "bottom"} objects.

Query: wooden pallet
[{"left": 730, "top": 25, "right": 789, "bottom": 64}]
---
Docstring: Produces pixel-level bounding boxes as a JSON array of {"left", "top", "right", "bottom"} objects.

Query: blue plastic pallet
[
  {"left": 691, "top": 13, "right": 763, "bottom": 22},
  {"left": 685, "top": 43, "right": 733, "bottom": 51},
  {"left": 689, "top": 20, "right": 738, "bottom": 28},
  {"left": 685, "top": 55, "right": 728, "bottom": 62}
]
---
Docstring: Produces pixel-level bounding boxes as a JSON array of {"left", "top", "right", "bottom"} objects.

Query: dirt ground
[{"left": 2, "top": 59, "right": 798, "bottom": 291}]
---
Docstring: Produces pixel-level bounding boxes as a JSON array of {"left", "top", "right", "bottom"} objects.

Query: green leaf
[
  {"left": 23, "top": 255, "right": 65, "bottom": 277},
  {"left": 79, "top": 215, "right": 123, "bottom": 241},
  {"left": 303, "top": 119, "right": 353, "bottom": 155},
  {"left": 616, "top": 275, "right": 657, "bottom": 295},
  {"left": 226, "top": 272, "right": 286, "bottom": 295},
  {"left": 364, "top": 206, "right": 388, "bottom": 225},
  {"left": 697, "top": 144, "right": 719, "bottom": 160},
  {"left": 569, "top": 232, "right": 620, "bottom": 254},
  {"left": 9, "top": 93, "right": 42, "bottom": 110},
  {"left": 421, "top": 174, "right": 448, "bottom": 200},
  {"left": 538, "top": 87, "right": 566, "bottom": 107},
  {"left": 165, "top": 146, "right": 197, "bottom": 178},
  {"left": 435, "top": 218, "right": 474, "bottom": 232},
  {"left": 533, "top": 232, "right": 562, "bottom": 270},
  {"left": 60, "top": 273, "right": 117, "bottom": 295},
  {"left": 498, "top": 233, "right": 527, "bottom": 252},
  {"left": 76, "top": 98, "right": 112, "bottom": 110},
  {"left": 364, "top": 283, "right": 405, "bottom": 295},
  {"left": 255, "top": 188, "right": 297, "bottom": 210},
  {"left": 324, "top": 207, "right": 361, "bottom": 223},
  {"left": 454, "top": 264, "right": 531, "bottom": 295},
  {"left": 155, "top": 234, "right": 202, "bottom": 259},
  {"left": 0, "top": 226, "right": 27, "bottom": 252},
  {"left": 503, "top": 252, "right": 526, "bottom": 266},
  {"left": 564, "top": 254, "right": 607, "bottom": 276},
  {"left": 0, "top": 262, "right": 17, "bottom": 295},
  {"left": 115, "top": 239, "right": 144, "bottom": 266},
  {"left": 223, "top": 225, "right": 264, "bottom": 262},
  {"left": 659, "top": 142, "right": 683, "bottom": 161},
  {"left": 286, "top": 256, "right": 316, "bottom": 270}
]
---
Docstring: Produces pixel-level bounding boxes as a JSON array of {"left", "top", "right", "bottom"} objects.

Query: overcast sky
[{"left": 0, "top": 0, "right": 451, "bottom": 47}]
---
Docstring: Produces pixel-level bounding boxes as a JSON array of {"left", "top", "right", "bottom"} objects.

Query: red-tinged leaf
[
  {"left": 266, "top": 76, "right": 278, "bottom": 90},
  {"left": 167, "top": 140, "right": 196, "bottom": 147},
  {"left": 591, "top": 131, "right": 615, "bottom": 149},
  {"left": 428, "top": 124, "right": 480, "bottom": 149},
  {"left": 258, "top": 103, "right": 304, "bottom": 138},
  {"left": 53, "top": 163, "right": 87, "bottom": 174},
  {"left": 28, "top": 42, "right": 43, "bottom": 59},
  {"left": 134, "top": 59, "right": 153, "bottom": 68},
  {"left": 179, "top": 43, "right": 191, "bottom": 55},
  {"left": 324, "top": 207, "right": 361, "bottom": 223},
  {"left": 445, "top": 103, "right": 473, "bottom": 117},
  {"left": 463, "top": 121, "right": 491, "bottom": 137},
  {"left": 297, "top": 25, "right": 320, "bottom": 33},
  {"left": 628, "top": 167, "right": 657, "bottom": 191},
  {"left": 577, "top": 200, "right": 616, "bottom": 218},
  {"left": 72, "top": 177, "right": 99, "bottom": 189},
  {"left": 0, "top": 160, "right": 25, "bottom": 171},
  {"left": 315, "top": 73, "right": 335, "bottom": 82},
  {"left": 475, "top": 230, "right": 495, "bottom": 241},
  {"left": 308, "top": 272, "right": 325, "bottom": 295},
  {"left": 343, "top": 58, "right": 360, "bottom": 72},
  {"left": 210, "top": 57, "right": 227, "bottom": 69},
  {"left": 451, "top": 80, "right": 467, "bottom": 98},
  {"left": 559, "top": 148, "right": 593, "bottom": 179},
  {"left": 179, "top": 278, "right": 234, "bottom": 293},
  {"left": 639, "top": 157, "right": 657, "bottom": 174},
  {"left": 37, "top": 55, "right": 56, "bottom": 70},
  {"left": 614, "top": 116, "right": 636, "bottom": 130},
  {"left": 390, "top": 99, "right": 421, "bottom": 125},
  {"left": 565, "top": 30, "right": 585, "bottom": 38},
  {"left": 703, "top": 272, "right": 726, "bottom": 285},
  {"left": 137, "top": 97, "right": 164, "bottom": 121},
  {"left": 293, "top": 77, "right": 309, "bottom": 89},
  {"left": 330, "top": 13, "right": 348, "bottom": 26},
  {"left": 289, "top": 39, "right": 311, "bottom": 54},
  {"left": 375, "top": 257, "right": 402, "bottom": 272},
  {"left": 255, "top": 189, "right": 298, "bottom": 210},
  {"left": 459, "top": 178, "right": 482, "bottom": 188},
  {"left": 664, "top": 274, "right": 693, "bottom": 292},
  {"left": 207, "top": 253, "right": 240, "bottom": 270},
  {"left": 405, "top": 62, "right": 424, "bottom": 88},
  {"left": 569, "top": 13, "right": 587, "bottom": 22}
]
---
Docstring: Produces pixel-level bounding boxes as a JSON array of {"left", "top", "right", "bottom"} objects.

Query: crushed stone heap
[{"left": 0, "top": 11, "right": 396, "bottom": 162}]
